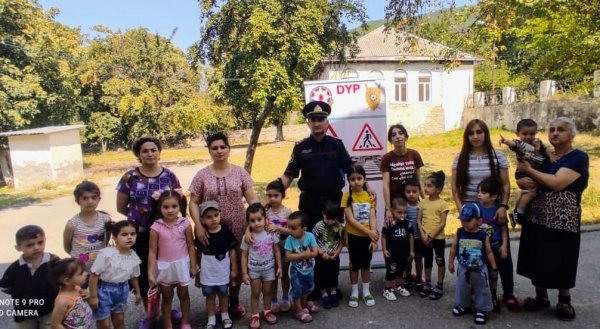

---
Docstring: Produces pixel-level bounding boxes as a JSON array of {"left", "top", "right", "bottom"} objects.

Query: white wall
[
  {"left": 8, "top": 134, "right": 52, "bottom": 188},
  {"left": 7, "top": 130, "right": 83, "bottom": 189},
  {"left": 49, "top": 129, "right": 84, "bottom": 181},
  {"left": 323, "top": 62, "right": 474, "bottom": 132}
]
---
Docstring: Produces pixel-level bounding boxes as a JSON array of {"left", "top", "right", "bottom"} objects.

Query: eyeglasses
[{"left": 308, "top": 116, "right": 326, "bottom": 122}]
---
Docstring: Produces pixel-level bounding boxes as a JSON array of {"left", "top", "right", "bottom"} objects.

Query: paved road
[{"left": 1, "top": 165, "right": 599, "bottom": 328}]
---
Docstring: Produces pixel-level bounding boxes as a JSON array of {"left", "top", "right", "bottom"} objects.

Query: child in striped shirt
[{"left": 63, "top": 181, "right": 111, "bottom": 273}]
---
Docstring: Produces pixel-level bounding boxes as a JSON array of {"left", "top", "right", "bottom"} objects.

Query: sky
[{"left": 38, "top": 0, "right": 471, "bottom": 51}]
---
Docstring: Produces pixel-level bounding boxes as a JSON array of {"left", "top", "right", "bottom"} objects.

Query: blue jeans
[
  {"left": 94, "top": 281, "right": 129, "bottom": 320},
  {"left": 202, "top": 284, "right": 228, "bottom": 297},
  {"left": 290, "top": 267, "right": 314, "bottom": 300}
]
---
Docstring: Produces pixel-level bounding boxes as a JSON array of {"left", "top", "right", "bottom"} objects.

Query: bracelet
[{"left": 499, "top": 204, "right": 509, "bottom": 210}]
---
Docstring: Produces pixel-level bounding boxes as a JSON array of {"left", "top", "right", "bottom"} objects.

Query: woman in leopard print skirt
[{"left": 516, "top": 117, "right": 589, "bottom": 321}]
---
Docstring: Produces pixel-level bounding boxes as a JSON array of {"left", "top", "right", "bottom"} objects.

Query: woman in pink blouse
[{"left": 189, "top": 132, "right": 258, "bottom": 317}]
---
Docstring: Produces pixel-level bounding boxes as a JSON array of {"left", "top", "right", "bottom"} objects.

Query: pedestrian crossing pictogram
[{"left": 352, "top": 123, "right": 383, "bottom": 152}]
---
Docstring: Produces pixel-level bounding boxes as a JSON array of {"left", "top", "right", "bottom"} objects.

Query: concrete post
[
  {"left": 465, "top": 94, "right": 474, "bottom": 108},
  {"left": 594, "top": 70, "right": 600, "bottom": 98},
  {"left": 474, "top": 92, "right": 486, "bottom": 107},
  {"left": 540, "top": 80, "right": 556, "bottom": 102},
  {"left": 502, "top": 87, "right": 516, "bottom": 104}
]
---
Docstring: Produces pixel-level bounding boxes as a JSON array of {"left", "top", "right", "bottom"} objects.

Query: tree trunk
[
  {"left": 244, "top": 97, "right": 276, "bottom": 174},
  {"left": 101, "top": 141, "right": 107, "bottom": 153},
  {"left": 275, "top": 120, "right": 284, "bottom": 142}
]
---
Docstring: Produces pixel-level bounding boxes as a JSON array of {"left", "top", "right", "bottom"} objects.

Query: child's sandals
[
  {"left": 279, "top": 300, "right": 291, "bottom": 313},
  {"left": 474, "top": 311, "right": 487, "bottom": 325},
  {"left": 263, "top": 311, "right": 278, "bottom": 325},
  {"left": 428, "top": 289, "right": 443, "bottom": 300},
  {"left": 249, "top": 315, "right": 260, "bottom": 329},
  {"left": 452, "top": 306, "right": 471, "bottom": 316},
  {"left": 295, "top": 308, "right": 313, "bottom": 323},
  {"left": 306, "top": 301, "right": 319, "bottom": 313}
]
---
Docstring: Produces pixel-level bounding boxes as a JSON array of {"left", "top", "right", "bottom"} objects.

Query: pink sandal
[
  {"left": 294, "top": 309, "right": 313, "bottom": 323},
  {"left": 263, "top": 311, "right": 277, "bottom": 325},
  {"left": 249, "top": 315, "right": 260, "bottom": 329},
  {"left": 279, "top": 300, "right": 291, "bottom": 313},
  {"left": 306, "top": 301, "right": 319, "bottom": 313}
]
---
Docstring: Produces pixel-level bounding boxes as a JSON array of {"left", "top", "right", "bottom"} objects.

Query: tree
[
  {"left": 506, "top": 1, "right": 600, "bottom": 84},
  {"left": 80, "top": 27, "right": 207, "bottom": 145},
  {"left": 86, "top": 112, "right": 120, "bottom": 152},
  {"left": 386, "top": 0, "right": 600, "bottom": 93},
  {"left": 196, "top": 0, "right": 367, "bottom": 173},
  {"left": 0, "top": 0, "right": 84, "bottom": 132}
]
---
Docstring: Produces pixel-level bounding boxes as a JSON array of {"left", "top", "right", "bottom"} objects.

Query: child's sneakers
[
  {"left": 321, "top": 295, "right": 332, "bottom": 309},
  {"left": 348, "top": 296, "right": 359, "bottom": 308},
  {"left": 383, "top": 288, "right": 397, "bottom": 301},
  {"left": 395, "top": 285, "right": 411, "bottom": 297},
  {"left": 330, "top": 293, "right": 340, "bottom": 307},
  {"left": 363, "top": 294, "right": 376, "bottom": 306}
]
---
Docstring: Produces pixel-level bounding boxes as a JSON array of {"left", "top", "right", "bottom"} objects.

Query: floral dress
[
  {"left": 189, "top": 165, "right": 254, "bottom": 242},
  {"left": 59, "top": 294, "right": 94, "bottom": 329}
]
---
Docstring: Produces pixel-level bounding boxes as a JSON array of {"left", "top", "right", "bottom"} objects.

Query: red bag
[{"left": 146, "top": 286, "right": 161, "bottom": 321}]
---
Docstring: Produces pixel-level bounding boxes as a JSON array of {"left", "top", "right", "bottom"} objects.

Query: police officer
[{"left": 279, "top": 100, "right": 352, "bottom": 231}]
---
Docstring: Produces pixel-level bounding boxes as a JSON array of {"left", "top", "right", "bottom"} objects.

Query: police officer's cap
[{"left": 302, "top": 101, "right": 331, "bottom": 118}]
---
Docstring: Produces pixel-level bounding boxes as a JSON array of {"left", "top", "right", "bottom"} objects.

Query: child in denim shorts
[
  {"left": 89, "top": 221, "right": 142, "bottom": 329},
  {"left": 284, "top": 211, "right": 319, "bottom": 323},
  {"left": 241, "top": 203, "right": 282, "bottom": 329},
  {"left": 196, "top": 201, "right": 238, "bottom": 329}
]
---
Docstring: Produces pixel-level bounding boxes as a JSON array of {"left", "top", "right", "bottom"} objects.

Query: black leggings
[
  {"left": 492, "top": 242, "right": 515, "bottom": 297},
  {"left": 132, "top": 229, "right": 150, "bottom": 296},
  {"left": 423, "top": 239, "right": 446, "bottom": 268}
]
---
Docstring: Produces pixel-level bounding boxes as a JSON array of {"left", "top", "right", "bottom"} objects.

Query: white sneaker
[
  {"left": 348, "top": 296, "right": 359, "bottom": 308},
  {"left": 395, "top": 286, "right": 411, "bottom": 297},
  {"left": 363, "top": 294, "right": 376, "bottom": 306},
  {"left": 383, "top": 289, "right": 397, "bottom": 301}
]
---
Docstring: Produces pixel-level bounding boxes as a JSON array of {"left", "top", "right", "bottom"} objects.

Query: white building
[
  {"left": 0, "top": 125, "right": 85, "bottom": 189},
  {"left": 321, "top": 25, "right": 480, "bottom": 135}
]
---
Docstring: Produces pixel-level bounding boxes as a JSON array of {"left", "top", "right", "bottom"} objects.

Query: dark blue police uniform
[{"left": 284, "top": 134, "right": 352, "bottom": 230}]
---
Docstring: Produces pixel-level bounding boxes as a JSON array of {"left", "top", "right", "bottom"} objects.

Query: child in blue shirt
[
  {"left": 448, "top": 203, "right": 497, "bottom": 325},
  {"left": 477, "top": 177, "right": 521, "bottom": 312},
  {"left": 284, "top": 211, "right": 319, "bottom": 323}
]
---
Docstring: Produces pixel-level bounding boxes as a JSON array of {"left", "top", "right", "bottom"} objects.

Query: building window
[
  {"left": 369, "top": 70, "right": 384, "bottom": 78},
  {"left": 418, "top": 71, "right": 431, "bottom": 102},
  {"left": 341, "top": 68, "right": 359, "bottom": 79},
  {"left": 393, "top": 70, "right": 407, "bottom": 103}
]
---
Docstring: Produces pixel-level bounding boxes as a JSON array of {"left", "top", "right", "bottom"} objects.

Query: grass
[{"left": 2, "top": 128, "right": 599, "bottom": 236}]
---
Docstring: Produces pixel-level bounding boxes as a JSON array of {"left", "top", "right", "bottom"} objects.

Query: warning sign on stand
[
  {"left": 352, "top": 123, "right": 383, "bottom": 151},
  {"left": 326, "top": 124, "right": 338, "bottom": 137}
]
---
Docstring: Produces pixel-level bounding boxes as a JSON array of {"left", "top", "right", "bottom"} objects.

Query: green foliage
[
  {"left": 196, "top": 0, "right": 367, "bottom": 171},
  {"left": 474, "top": 61, "right": 531, "bottom": 91},
  {"left": 385, "top": 0, "right": 599, "bottom": 93},
  {"left": 85, "top": 112, "right": 120, "bottom": 152},
  {"left": 80, "top": 28, "right": 208, "bottom": 145},
  {"left": 0, "top": 0, "right": 84, "bottom": 132},
  {"left": 506, "top": 0, "right": 600, "bottom": 85}
]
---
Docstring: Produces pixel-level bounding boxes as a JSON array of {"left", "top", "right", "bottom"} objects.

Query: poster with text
[{"left": 304, "top": 78, "right": 388, "bottom": 267}]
